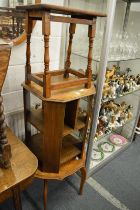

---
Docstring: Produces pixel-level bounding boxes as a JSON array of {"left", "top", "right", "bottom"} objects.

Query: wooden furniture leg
[
  {"left": 64, "top": 23, "right": 76, "bottom": 78},
  {"left": 12, "top": 185, "right": 22, "bottom": 210},
  {"left": 23, "top": 88, "right": 31, "bottom": 146},
  {"left": 79, "top": 167, "right": 86, "bottom": 195},
  {"left": 43, "top": 179, "right": 48, "bottom": 210},
  {"left": 42, "top": 13, "right": 51, "bottom": 98},
  {"left": 0, "top": 95, "right": 11, "bottom": 168},
  {"left": 85, "top": 23, "right": 96, "bottom": 88},
  {"left": 25, "top": 15, "right": 33, "bottom": 84}
]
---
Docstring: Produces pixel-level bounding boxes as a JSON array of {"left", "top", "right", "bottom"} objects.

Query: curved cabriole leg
[
  {"left": 79, "top": 167, "right": 86, "bottom": 195},
  {"left": 43, "top": 179, "right": 48, "bottom": 210},
  {"left": 0, "top": 95, "right": 11, "bottom": 168}
]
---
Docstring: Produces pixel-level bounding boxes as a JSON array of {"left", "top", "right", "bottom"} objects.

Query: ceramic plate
[
  {"left": 91, "top": 149, "right": 104, "bottom": 161},
  {"left": 98, "top": 142, "right": 115, "bottom": 153},
  {"left": 109, "top": 134, "right": 127, "bottom": 146}
]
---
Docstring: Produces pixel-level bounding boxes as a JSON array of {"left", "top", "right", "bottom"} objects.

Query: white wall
[{"left": 2, "top": 0, "right": 65, "bottom": 115}]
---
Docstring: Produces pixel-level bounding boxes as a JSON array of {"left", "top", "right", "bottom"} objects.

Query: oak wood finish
[
  {"left": 86, "top": 24, "right": 96, "bottom": 88},
  {"left": 65, "top": 99, "right": 79, "bottom": 129},
  {"left": 27, "top": 108, "right": 85, "bottom": 135},
  {"left": 30, "top": 133, "right": 82, "bottom": 167},
  {"left": 18, "top": 3, "right": 101, "bottom": 209},
  {"left": 16, "top": 4, "right": 106, "bottom": 18},
  {"left": 17, "top": 4, "right": 106, "bottom": 98},
  {"left": 64, "top": 23, "right": 76, "bottom": 78},
  {"left": 23, "top": 83, "right": 93, "bottom": 209},
  {"left": 0, "top": 44, "right": 11, "bottom": 169},
  {"left": 0, "top": 127, "right": 38, "bottom": 209},
  {"left": 22, "top": 78, "right": 96, "bottom": 103},
  {"left": 43, "top": 101, "right": 65, "bottom": 172}
]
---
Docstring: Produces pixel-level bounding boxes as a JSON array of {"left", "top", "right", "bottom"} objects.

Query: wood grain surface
[
  {"left": 16, "top": 4, "right": 106, "bottom": 18},
  {"left": 0, "top": 127, "right": 38, "bottom": 194},
  {"left": 0, "top": 45, "right": 11, "bottom": 91}
]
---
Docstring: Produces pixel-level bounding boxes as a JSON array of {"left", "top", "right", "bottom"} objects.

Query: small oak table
[{"left": 0, "top": 127, "right": 38, "bottom": 210}]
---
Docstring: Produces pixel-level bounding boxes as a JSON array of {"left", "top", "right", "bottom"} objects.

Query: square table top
[{"left": 16, "top": 3, "right": 107, "bottom": 19}]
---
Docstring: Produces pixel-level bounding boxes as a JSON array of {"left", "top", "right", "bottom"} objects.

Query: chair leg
[
  {"left": 79, "top": 167, "right": 86, "bottom": 195},
  {"left": 43, "top": 179, "right": 48, "bottom": 210}
]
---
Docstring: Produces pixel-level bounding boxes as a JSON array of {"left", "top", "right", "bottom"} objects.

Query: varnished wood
[
  {"left": 42, "top": 13, "right": 51, "bottom": 98},
  {"left": 0, "top": 44, "right": 11, "bottom": 169},
  {"left": 65, "top": 100, "right": 79, "bottom": 129},
  {"left": 35, "top": 70, "right": 64, "bottom": 77},
  {"left": 25, "top": 14, "right": 33, "bottom": 84},
  {"left": 0, "top": 45, "right": 11, "bottom": 91},
  {"left": 42, "top": 101, "right": 65, "bottom": 172},
  {"left": 20, "top": 4, "right": 100, "bottom": 209},
  {"left": 16, "top": 4, "right": 107, "bottom": 18},
  {"left": 23, "top": 88, "right": 31, "bottom": 146},
  {"left": 35, "top": 151, "right": 86, "bottom": 180},
  {"left": 0, "top": 128, "right": 38, "bottom": 192},
  {"left": 30, "top": 134, "right": 82, "bottom": 169},
  {"left": 64, "top": 23, "right": 76, "bottom": 78},
  {"left": 17, "top": 4, "right": 105, "bottom": 98},
  {"left": 30, "top": 73, "right": 43, "bottom": 87},
  {"left": 51, "top": 78, "right": 88, "bottom": 90},
  {"left": 12, "top": 186, "right": 22, "bottom": 210},
  {"left": 79, "top": 167, "right": 86, "bottom": 195},
  {"left": 27, "top": 108, "right": 85, "bottom": 135},
  {"left": 0, "top": 95, "right": 11, "bottom": 168},
  {"left": 67, "top": 69, "right": 85, "bottom": 78},
  {"left": 50, "top": 15, "right": 96, "bottom": 25},
  {"left": 43, "top": 180, "right": 48, "bottom": 210},
  {"left": 22, "top": 77, "right": 96, "bottom": 103},
  {"left": 0, "top": 127, "right": 38, "bottom": 209},
  {"left": 85, "top": 24, "right": 96, "bottom": 88}
]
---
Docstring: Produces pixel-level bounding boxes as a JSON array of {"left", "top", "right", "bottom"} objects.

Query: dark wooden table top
[{"left": 16, "top": 4, "right": 107, "bottom": 18}]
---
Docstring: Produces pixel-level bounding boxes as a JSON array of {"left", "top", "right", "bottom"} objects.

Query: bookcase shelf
[{"left": 28, "top": 108, "right": 86, "bottom": 137}]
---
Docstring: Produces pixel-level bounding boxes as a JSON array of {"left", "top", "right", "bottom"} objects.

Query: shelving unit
[
  {"left": 90, "top": 132, "right": 130, "bottom": 171},
  {"left": 66, "top": 0, "right": 140, "bottom": 176},
  {"left": 16, "top": 3, "right": 107, "bottom": 208}
]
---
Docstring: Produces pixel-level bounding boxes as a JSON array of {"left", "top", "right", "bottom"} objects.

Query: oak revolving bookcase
[{"left": 16, "top": 3, "right": 106, "bottom": 208}]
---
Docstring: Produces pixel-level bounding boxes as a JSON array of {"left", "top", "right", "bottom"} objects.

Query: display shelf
[
  {"left": 94, "top": 116, "right": 135, "bottom": 142},
  {"left": 72, "top": 52, "right": 140, "bottom": 62},
  {"left": 27, "top": 108, "right": 86, "bottom": 137},
  {"left": 89, "top": 132, "right": 130, "bottom": 172},
  {"left": 102, "top": 87, "right": 140, "bottom": 103},
  {"left": 67, "top": 0, "right": 140, "bottom": 177}
]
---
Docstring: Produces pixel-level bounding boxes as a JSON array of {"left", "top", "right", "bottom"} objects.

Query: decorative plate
[
  {"left": 109, "top": 134, "right": 127, "bottom": 146},
  {"left": 91, "top": 149, "right": 104, "bottom": 161},
  {"left": 98, "top": 141, "right": 115, "bottom": 153}
]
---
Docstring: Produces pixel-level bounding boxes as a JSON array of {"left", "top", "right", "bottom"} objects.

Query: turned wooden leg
[
  {"left": 43, "top": 179, "right": 48, "bottom": 210},
  {"left": 79, "top": 167, "right": 86, "bottom": 195},
  {"left": 85, "top": 24, "right": 96, "bottom": 89},
  {"left": 12, "top": 185, "right": 22, "bottom": 210},
  {"left": 0, "top": 95, "right": 11, "bottom": 168},
  {"left": 64, "top": 23, "right": 76, "bottom": 78}
]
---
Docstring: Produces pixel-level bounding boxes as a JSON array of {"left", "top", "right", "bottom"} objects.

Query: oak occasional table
[
  {"left": 0, "top": 127, "right": 38, "bottom": 210},
  {"left": 16, "top": 3, "right": 106, "bottom": 210}
]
